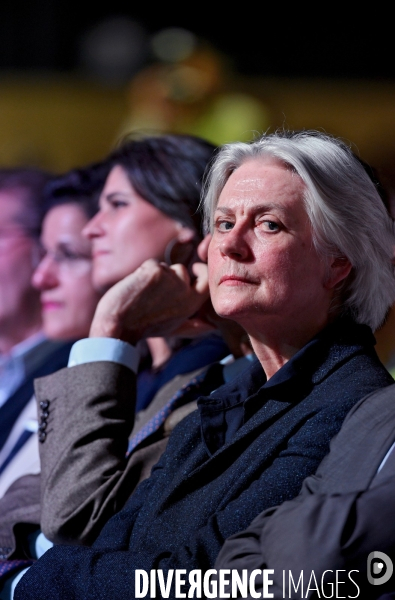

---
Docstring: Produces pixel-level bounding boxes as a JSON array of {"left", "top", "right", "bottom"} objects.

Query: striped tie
[
  {"left": 127, "top": 363, "right": 223, "bottom": 454},
  {"left": 0, "top": 429, "right": 34, "bottom": 476},
  {"left": 0, "top": 558, "right": 34, "bottom": 581}
]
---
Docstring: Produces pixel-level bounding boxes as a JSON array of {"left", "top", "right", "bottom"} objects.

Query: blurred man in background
[{"left": 0, "top": 168, "right": 73, "bottom": 476}]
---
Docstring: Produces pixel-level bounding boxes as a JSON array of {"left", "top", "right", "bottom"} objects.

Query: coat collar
[{"left": 197, "top": 316, "right": 375, "bottom": 455}]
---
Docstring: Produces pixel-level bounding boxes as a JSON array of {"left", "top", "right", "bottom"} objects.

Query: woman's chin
[
  {"left": 212, "top": 303, "right": 248, "bottom": 323},
  {"left": 44, "top": 328, "right": 66, "bottom": 341}
]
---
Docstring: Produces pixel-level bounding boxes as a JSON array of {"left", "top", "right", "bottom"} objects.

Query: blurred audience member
[
  {"left": 0, "top": 168, "right": 73, "bottom": 484},
  {"left": 33, "top": 162, "right": 107, "bottom": 341}
]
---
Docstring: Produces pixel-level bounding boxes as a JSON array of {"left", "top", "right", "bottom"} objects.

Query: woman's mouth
[
  {"left": 41, "top": 301, "right": 63, "bottom": 311},
  {"left": 219, "top": 275, "right": 257, "bottom": 286}
]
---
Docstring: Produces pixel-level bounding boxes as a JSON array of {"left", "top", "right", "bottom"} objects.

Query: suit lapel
[{"left": 0, "top": 340, "right": 74, "bottom": 451}]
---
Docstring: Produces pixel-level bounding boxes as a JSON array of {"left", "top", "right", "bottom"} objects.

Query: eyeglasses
[{"left": 38, "top": 246, "right": 92, "bottom": 271}]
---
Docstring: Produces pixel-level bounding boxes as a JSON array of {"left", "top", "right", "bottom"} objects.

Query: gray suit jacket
[
  {"left": 215, "top": 384, "right": 395, "bottom": 599},
  {"left": 35, "top": 361, "right": 206, "bottom": 546}
]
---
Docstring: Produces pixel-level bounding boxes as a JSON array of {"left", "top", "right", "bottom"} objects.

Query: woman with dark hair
[
  {"left": 83, "top": 133, "right": 229, "bottom": 412},
  {"left": 32, "top": 162, "right": 109, "bottom": 344}
]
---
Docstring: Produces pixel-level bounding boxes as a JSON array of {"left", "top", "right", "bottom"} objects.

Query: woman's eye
[
  {"left": 105, "top": 195, "right": 129, "bottom": 209},
  {"left": 216, "top": 220, "right": 234, "bottom": 232},
  {"left": 61, "top": 249, "right": 81, "bottom": 260},
  {"left": 110, "top": 199, "right": 128, "bottom": 209},
  {"left": 261, "top": 220, "right": 280, "bottom": 232}
]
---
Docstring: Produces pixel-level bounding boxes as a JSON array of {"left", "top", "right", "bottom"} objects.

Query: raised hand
[{"left": 89, "top": 258, "right": 214, "bottom": 345}]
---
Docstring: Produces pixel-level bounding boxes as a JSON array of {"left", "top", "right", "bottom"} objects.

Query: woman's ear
[
  {"left": 165, "top": 227, "right": 198, "bottom": 268},
  {"left": 324, "top": 256, "right": 352, "bottom": 290},
  {"left": 175, "top": 226, "right": 196, "bottom": 244},
  {"left": 197, "top": 234, "right": 212, "bottom": 263}
]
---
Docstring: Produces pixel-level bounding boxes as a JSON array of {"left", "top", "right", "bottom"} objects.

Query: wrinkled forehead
[{"left": 213, "top": 157, "right": 305, "bottom": 216}]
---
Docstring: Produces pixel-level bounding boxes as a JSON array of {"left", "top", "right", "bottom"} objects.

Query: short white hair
[{"left": 203, "top": 130, "right": 395, "bottom": 331}]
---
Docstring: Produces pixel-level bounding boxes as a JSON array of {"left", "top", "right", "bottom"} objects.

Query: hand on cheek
[{"left": 89, "top": 258, "right": 212, "bottom": 344}]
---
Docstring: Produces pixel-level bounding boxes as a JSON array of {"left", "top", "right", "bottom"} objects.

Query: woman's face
[
  {"left": 32, "top": 203, "right": 101, "bottom": 340},
  {"left": 83, "top": 165, "right": 193, "bottom": 291},
  {"left": 208, "top": 157, "right": 341, "bottom": 341}
]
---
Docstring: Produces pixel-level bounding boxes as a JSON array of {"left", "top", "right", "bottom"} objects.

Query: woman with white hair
[
  {"left": 14, "top": 130, "right": 395, "bottom": 600},
  {"left": 203, "top": 129, "right": 395, "bottom": 335}
]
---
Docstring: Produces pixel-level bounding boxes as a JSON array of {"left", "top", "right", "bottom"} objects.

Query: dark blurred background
[
  {"left": 1, "top": 3, "right": 394, "bottom": 79},
  {"left": 1, "top": 3, "right": 395, "bottom": 195}
]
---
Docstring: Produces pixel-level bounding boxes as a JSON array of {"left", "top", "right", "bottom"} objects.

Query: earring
[
  {"left": 164, "top": 238, "right": 198, "bottom": 268},
  {"left": 164, "top": 238, "right": 178, "bottom": 266}
]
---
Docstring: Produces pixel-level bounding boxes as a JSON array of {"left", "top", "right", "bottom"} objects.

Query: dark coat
[
  {"left": 15, "top": 319, "right": 393, "bottom": 599},
  {"left": 214, "top": 384, "right": 395, "bottom": 600}
]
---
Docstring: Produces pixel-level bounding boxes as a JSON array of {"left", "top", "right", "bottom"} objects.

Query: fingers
[
  {"left": 191, "top": 262, "right": 209, "bottom": 296},
  {"left": 90, "top": 257, "right": 212, "bottom": 342},
  {"left": 167, "top": 261, "right": 210, "bottom": 300},
  {"left": 168, "top": 263, "right": 191, "bottom": 285}
]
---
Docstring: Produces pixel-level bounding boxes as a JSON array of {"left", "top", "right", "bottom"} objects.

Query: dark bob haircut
[
  {"left": 108, "top": 133, "right": 218, "bottom": 239},
  {"left": 42, "top": 159, "right": 112, "bottom": 222}
]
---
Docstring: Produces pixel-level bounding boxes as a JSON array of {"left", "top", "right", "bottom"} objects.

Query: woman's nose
[
  {"left": 219, "top": 226, "right": 250, "bottom": 261},
  {"left": 82, "top": 211, "right": 105, "bottom": 240},
  {"left": 31, "top": 255, "right": 59, "bottom": 290}
]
